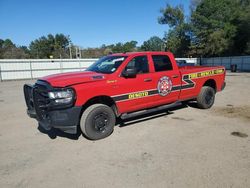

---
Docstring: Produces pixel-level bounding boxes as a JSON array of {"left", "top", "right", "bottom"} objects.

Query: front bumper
[
  {"left": 24, "top": 82, "right": 81, "bottom": 134},
  {"left": 27, "top": 106, "right": 81, "bottom": 134}
]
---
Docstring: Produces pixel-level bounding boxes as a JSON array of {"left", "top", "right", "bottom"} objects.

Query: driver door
[{"left": 114, "top": 55, "right": 156, "bottom": 114}]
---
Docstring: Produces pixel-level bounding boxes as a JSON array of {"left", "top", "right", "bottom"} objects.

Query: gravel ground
[{"left": 0, "top": 72, "right": 249, "bottom": 188}]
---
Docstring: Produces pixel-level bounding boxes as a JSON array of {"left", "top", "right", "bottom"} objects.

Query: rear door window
[{"left": 152, "top": 55, "right": 173, "bottom": 72}]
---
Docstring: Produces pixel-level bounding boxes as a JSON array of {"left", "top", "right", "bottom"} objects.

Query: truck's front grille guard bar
[
  {"left": 33, "top": 83, "right": 50, "bottom": 121},
  {"left": 23, "top": 84, "right": 33, "bottom": 110}
]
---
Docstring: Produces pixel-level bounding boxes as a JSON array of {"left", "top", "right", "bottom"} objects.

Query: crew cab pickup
[{"left": 24, "top": 52, "right": 226, "bottom": 140}]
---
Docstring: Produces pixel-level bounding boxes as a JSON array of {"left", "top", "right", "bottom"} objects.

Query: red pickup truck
[{"left": 24, "top": 52, "right": 226, "bottom": 140}]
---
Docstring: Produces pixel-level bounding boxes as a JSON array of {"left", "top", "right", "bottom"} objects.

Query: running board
[{"left": 120, "top": 102, "right": 182, "bottom": 120}]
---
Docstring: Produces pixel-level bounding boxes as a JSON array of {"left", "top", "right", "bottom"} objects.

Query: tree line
[
  {"left": 0, "top": 0, "right": 249, "bottom": 59},
  {"left": 0, "top": 35, "right": 164, "bottom": 59},
  {"left": 160, "top": 0, "right": 250, "bottom": 57}
]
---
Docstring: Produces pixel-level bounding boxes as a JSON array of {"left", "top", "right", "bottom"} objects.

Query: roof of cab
[{"left": 109, "top": 51, "right": 172, "bottom": 56}]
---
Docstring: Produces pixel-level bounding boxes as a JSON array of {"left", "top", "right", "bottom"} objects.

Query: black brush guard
[{"left": 23, "top": 81, "right": 81, "bottom": 134}]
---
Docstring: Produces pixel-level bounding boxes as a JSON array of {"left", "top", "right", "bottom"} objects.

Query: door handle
[
  {"left": 144, "top": 78, "right": 152, "bottom": 82},
  {"left": 172, "top": 75, "right": 179, "bottom": 78}
]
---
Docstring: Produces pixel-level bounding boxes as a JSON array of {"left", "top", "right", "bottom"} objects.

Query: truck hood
[{"left": 40, "top": 71, "right": 106, "bottom": 87}]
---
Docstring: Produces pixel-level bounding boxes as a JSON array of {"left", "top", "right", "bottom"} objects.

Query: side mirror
[{"left": 122, "top": 68, "right": 137, "bottom": 78}]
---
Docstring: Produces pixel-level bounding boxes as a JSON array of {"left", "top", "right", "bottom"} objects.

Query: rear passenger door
[{"left": 148, "top": 54, "right": 181, "bottom": 106}]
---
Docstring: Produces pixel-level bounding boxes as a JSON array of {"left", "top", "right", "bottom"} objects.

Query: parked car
[{"left": 176, "top": 59, "right": 195, "bottom": 67}]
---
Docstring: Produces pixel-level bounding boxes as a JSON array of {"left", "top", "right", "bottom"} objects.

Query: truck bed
[{"left": 178, "top": 65, "right": 226, "bottom": 100}]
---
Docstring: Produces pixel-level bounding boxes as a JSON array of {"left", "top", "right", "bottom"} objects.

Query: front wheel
[
  {"left": 196, "top": 86, "right": 215, "bottom": 109},
  {"left": 80, "top": 104, "right": 116, "bottom": 140}
]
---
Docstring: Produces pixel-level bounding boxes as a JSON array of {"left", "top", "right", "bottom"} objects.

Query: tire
[
  {"left": 80, "top": 104, "right": 116, "bottom": 140},
  {"left": 196, "top": 86, "right": 215, "bottom": 109}
]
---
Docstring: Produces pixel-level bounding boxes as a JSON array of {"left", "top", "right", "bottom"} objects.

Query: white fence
[
  {"left": 0, "top": 59, "right": 97, "bottom": 81},
  {"left": 1, "top": 56, "right": 249, "bottom": 81},
  {"left": 0, "top": 58, "right": 198, "bottom": 81}
]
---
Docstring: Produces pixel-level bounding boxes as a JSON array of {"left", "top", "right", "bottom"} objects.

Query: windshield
[{"left": 87, "top": 56, "right": 127, "bottom": 74}]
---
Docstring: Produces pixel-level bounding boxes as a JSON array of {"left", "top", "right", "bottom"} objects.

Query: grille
[{"left": 32, "top": 81, "right": 52, "bottom": 122}]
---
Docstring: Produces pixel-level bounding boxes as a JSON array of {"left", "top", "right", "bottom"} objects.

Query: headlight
[{"left": 48, "top": 89, "right": 74, "bottom": 104}]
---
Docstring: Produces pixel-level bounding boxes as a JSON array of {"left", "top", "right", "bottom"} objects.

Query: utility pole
[
  {"left": 69, "top": 46, "right": 72, "bottom": 59},
  {"left": 75, "top": 47, "right": 78, "bottom": 59},
  {"left": 79, "top": 47, "right": 82, "bottom": 59}
]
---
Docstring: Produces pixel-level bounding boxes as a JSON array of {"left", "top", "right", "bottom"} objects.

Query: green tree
[
  {"left": 141, "top": 36, "right": 164, "bottom": 51},
  {"left": 159, "top": 4, "right": 184, "bottom": 27},
  {"left": 80, "top": 41, "right": 138, "bottom": 58},
  {"left": 191, "top": 0, "right": 250, "bottom": 56},
  {"left": 107, "top": 41, "right": 138, "bottom": 53},
  {"left": 0, "top": 39, "right": 4, "bottom": 58},
  {"left": 121, "top": 41, "right": 138, "bottom": 52},
  {"left": 191, "top": 0, "right": 236, "bottom": 56},
  {"left": 29, "top": 36, "right": 52, "bottom": 58},
  {"left": 3, "top": 47, "right": 29, "bottom": 59},
  {"left": 233, "top": 0, "right": 250, "bottom": 54},
  {"left": 53, "top": 34, "right": 70, "bottom": 58},
  {"left": 0, "top": 39, "right": 29, "bottom": 59},
  {"left": 2, "top": 39, "right": 15, "bottom": 48},
  {"left": 29, "top": 34, "right": 70, "bottom": 58},
  {"left": 159, "top": 4, "right": 191, "bottom": 57},
  {"left": 103, "top": 48, "right": 112, "bottom": 55},
  {"left": 82, "top": 47, "right": 104, "bottom": 58}
]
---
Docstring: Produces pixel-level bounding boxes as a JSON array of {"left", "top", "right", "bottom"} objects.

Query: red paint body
[{"left": 42, "top": 52, "right": 226, "bottom": 115}]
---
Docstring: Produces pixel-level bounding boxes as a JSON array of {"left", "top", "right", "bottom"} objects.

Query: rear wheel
[
  {"left": 80, "top": 104, "right": 115, "bottom": 140},
  {"left": 196, "top": 86, "right": 215, "bottom": 109}
]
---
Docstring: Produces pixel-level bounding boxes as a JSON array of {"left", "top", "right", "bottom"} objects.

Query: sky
[{"left": 0, "top": 0, "right": 190, "bottom": 48}]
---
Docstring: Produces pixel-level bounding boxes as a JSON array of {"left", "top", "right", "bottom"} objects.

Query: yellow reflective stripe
[{"left": 188, "top": 68, "right": 224, "bottom": 79}]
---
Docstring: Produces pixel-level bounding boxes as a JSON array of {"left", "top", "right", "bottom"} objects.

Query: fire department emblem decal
[{"left": 157, "top": 76, "right": 173, "bottom": 96}]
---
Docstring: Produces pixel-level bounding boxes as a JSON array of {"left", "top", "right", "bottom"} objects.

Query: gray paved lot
[{"left": 0, "top": 72, "right": 250, "bottom": 188}]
